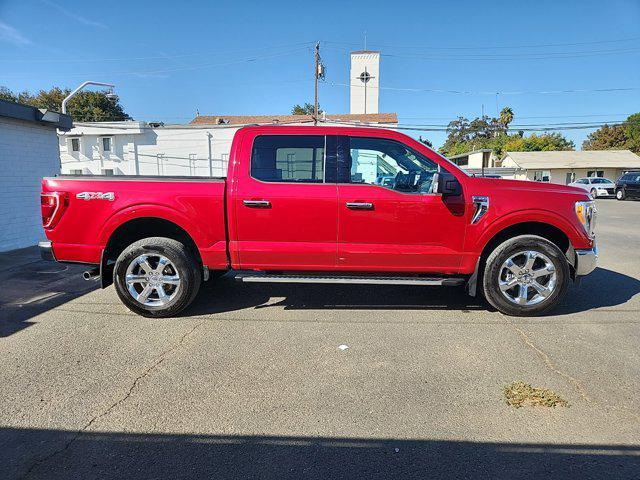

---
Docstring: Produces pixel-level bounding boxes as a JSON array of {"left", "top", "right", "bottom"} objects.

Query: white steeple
[{"left": 350, "top": 51, "right": 380, "bottom": 114}]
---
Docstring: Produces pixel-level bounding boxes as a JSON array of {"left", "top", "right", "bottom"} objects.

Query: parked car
[
  {"left": 569, "top": 177, "right": 615, "bottom": 198},
  {"left": 40, "top": 126, "right": 597, "bottom": 318},
  {"left": 615, "top": 171, "right": 640, "bottom": 200}
]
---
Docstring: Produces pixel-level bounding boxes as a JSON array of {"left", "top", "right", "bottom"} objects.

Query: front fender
[{"left": 472, "top": 208, "right": 589, "bottom": 254}]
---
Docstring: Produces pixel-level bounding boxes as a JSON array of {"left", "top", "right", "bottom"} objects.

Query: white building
[
  {"left": 0, "top": 99, "right": 71, "bottom": 251},
  {"left": 59, "top": 113, "right": 398, "bottom": 177},
  {"left": 350, "top": 51, "right": 380, "bottom": 114},
  {"left": 501, "top": 150, "right": 640, "bottom": 184}
]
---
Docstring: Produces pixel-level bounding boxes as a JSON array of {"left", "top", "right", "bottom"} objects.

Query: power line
[
  {"left": 322, "top": 35, "right": 640, "bottom": 51},
  {"left": 2, "top": 47, "right": 309, "bottom": 78},
  {"left": 0, "top": 41, "right": 316, "bottom": 63},
  {"left": 328, "top": 81, "right": 640, "bottom": 96}
]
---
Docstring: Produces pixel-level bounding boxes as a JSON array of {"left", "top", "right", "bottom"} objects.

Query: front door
[
  {"left": 336, "top": 136, "right": 467, "bottom": 274},
  {"left": 233, "top": 134, "right": 337, "bottom": 270}
]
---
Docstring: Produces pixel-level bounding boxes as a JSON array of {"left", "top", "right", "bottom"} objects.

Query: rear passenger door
[{"left": 233, "top": 134, "right": 338, "bottom": 270}]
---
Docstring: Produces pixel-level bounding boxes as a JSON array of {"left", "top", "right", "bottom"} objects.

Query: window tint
[
  {"left": 342, "top": 137, "right": 438, "bottom": 193},
  {"left": 591, "top": 178, "right": 612, "bottom": 184},
  {"left": 576, "top": 179, "right": 589, "bottom": 184},
  {"left": 251, "top": 135, "right": 325, "bottom": 183}
]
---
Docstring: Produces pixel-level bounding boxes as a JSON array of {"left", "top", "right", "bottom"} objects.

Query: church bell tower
[{"left": 350, "top": 51, "right": 380, "bottom": 114}]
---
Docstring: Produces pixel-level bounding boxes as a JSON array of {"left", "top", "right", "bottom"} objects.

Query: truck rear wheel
[
  {"left": 113, "top": 237, "right": 201, "bottom": 318},
  {"left": 482, "top": 235, "right": 569, "bottom": 316}
]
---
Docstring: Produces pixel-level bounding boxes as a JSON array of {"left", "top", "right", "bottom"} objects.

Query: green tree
[
  {"left": 0, "top": 86, "right": 130, "bottom": 121},
  {"left": 624, "top": 113, "right": 640, "bottom": 153},
  {"left": 499, "top": 107, "right": 514, "bottom": 129},
  {"left": 439, "top": 108, "right": 574, "bottom": 157},
  {"left": 581, "top": 113, "right": 640, "bottom": 153},
  {"left": 291, "top": 102, "right": 321, "bottom": 115},
  {"left": 582, "top": 124, "right": 629, "bottom": 151}
]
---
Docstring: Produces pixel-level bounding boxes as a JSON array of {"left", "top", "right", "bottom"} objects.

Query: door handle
[
  {"left": 243, "top": 199, "right": 271, "bottom": 208},
  {"left": 346, "top": 202, "right": 374, "bottom": 210}
]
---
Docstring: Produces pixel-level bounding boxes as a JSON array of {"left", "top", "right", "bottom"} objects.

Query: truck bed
[{"left": 41, "top": 176, "right": 228, "bottom": 268}]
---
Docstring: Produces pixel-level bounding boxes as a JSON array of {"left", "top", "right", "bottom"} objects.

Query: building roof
[
  {"left": 447, "top": 149, "right": 493, "bottom": 159},
  {"left": 0, "top": 99, "right": 72, "bottom": 130},
  {"left": 190, "top": 112, "right": 398, "bottom": 126},
  {"left": 503, "top": 150, "right": 640, "bottom": 169},
  {"left": 351, "top": 50, "right": 380, "bottom": 54}
]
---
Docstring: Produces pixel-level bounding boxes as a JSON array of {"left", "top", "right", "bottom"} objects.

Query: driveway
[{"left": 0, "top": 199, "right": 639, "bottom": 479}]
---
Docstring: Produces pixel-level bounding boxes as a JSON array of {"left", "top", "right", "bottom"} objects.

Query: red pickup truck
[{"left": 40, "top": 125, "right": 597, "bottom": 317}]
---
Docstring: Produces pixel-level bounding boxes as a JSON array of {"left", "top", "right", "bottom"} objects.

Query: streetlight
[{"left": 61, "top": 81, "right": 116, "bottom": 115}]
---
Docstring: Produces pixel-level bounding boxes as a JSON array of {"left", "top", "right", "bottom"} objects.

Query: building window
[
  {"left": 70, "top": 138, "right": 80, "bottom": 152},
  {"left": 101, "top": 137, "right": 112, "bottom": 152},
  {"left": 70, "top": 169, "right": 83, "bottom": 175},
  {"left": 533, "top": 170, "right": 551, "bottom": 182},
  {"left": 565, "top": 172, "right": 575, "bottom": 184},
  {"left": 587, "top": 170, "right": 604, "bottom": 178},
  {"left": 102, "top": 169, "right": 114, "bottom": 176}
]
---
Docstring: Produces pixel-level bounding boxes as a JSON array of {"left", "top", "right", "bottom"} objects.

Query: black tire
[
  {"left": 616, "top": 189, "right": 625, "bottom": 201},
  {"left": 482, "top": 235, "right": 570, "bottom": 317},
  {"left": 113, "top": 237, "right": 202, "bottom": 318}
]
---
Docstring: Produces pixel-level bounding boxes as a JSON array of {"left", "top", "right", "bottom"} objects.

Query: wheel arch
[
  {"left": 467, "top": 220, "right": 574, "bottom": 296},
  {"left": 101, "top": 217, "right": 202, "bottom": 288}
]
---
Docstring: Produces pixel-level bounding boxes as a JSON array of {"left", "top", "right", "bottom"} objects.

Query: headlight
[{"left": 575, "top": 200, "right": 596, "bottom": 237}]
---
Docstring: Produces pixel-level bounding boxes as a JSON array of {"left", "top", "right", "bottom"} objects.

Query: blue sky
[{"left": 1, "top": 0, "right": 639, "bottom": 149}]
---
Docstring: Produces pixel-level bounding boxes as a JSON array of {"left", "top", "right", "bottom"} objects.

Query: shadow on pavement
[
  {"left": 187, "top": 276, "right": 486, "bottom": 316},
  {"left": 3, "top": 428, "right": 638, "bottom": 480},
  {"left": 186, "top": 267, "right": 640, "bottom": 318},
  {"left": 556, "top": 267, "right": 640, "bottom": 315},
  {"left": 0, "top": 246, "right": 98, "bottom": 337}
]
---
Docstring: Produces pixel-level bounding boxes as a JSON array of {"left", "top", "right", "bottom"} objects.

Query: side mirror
[{"left": 435, "top": 172, "right": 462, "bottom": 196}]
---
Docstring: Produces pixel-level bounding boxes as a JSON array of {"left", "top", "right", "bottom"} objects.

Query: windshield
[{"left": 591, "top": 178, "right": 613, "bottom": 184}]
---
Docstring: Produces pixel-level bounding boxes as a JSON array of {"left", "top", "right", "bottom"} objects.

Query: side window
[
  {"left": 251, "top": 135, "right": 325, "bottom": 183},
  {"left": 577, "top": 179, "right": 589, "bottom": 185},
  {"left": 341, "top": 137, "right": 439, "bottom": 193}
]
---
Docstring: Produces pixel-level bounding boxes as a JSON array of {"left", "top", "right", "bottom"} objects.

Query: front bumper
[
  {"left": 38, "top": 241, "right": 56, "bottom": 262},
  {"left": 575, "top": 243, "right": 597, "bottom": 276}
]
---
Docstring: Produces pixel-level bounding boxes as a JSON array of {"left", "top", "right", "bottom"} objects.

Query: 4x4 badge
[{"left": 76, "top": 192, "right": 115, "bottom": 201}]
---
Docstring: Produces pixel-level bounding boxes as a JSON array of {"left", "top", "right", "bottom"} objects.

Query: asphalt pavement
[{"left": 0, "top": 199, "right": 638, "bottom": 479}]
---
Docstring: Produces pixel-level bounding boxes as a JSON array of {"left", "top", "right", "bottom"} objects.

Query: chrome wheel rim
[
  {"left": 125, "top": 254, "right": 180, "bottom": 307},
  {"left": 498, "top": 250, "right": 557, "bottom": 307}
]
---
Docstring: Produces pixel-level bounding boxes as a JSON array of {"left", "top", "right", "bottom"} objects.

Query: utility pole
[{"left": 314, "top": 42, "right": 320, "bottom": 125}]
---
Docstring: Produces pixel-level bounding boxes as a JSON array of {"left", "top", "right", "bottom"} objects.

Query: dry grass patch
[{"left": 504, "top": 381, "right": 569, "bottom": 408}]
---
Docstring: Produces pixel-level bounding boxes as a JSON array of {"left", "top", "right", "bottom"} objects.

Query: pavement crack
[
  {"left": 19, "top": 321, "right": 204, "bottom": 480},
  {"left": 505, "top": 317, "right": 593, "bottom": 404}
]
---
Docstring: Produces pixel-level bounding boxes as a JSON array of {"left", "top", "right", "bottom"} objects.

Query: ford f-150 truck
[{"left": 40, "top": 125, "right": 597, "bottom": 317}]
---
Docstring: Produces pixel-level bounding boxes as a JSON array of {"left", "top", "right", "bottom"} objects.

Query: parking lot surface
[{"left": 1, "top": 199, "right": 639, "bottom": 479}]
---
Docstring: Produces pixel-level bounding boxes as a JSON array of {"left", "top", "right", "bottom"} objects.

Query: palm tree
[{"left": 499, "top": 107, "right": 514, "bottom": 130}]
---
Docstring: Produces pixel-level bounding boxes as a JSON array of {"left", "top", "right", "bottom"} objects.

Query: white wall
[
  {"left": 60, "top": 124, "right": 237, "bottom": 177},
  {"left": 0, "top": 117, "right": 61, "bottom": 251}
]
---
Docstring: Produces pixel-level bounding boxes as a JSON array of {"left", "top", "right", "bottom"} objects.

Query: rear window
[{"left": 251, "top": 135, "right": 325, "bottom": 183}]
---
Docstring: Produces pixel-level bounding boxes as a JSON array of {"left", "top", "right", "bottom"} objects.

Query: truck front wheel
[
  {"left": 113, "top": 237, "right": 202, "bottom": 318},
  {"left": 482, "top": 235, "right": 570, "bottom": 316}
]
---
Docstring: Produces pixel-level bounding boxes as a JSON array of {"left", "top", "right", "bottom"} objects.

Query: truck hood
[{"left": 468, "top": 177, "right": 590, "bottom": 199}]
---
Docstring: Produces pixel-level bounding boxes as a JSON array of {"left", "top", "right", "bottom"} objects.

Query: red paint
[{"left": 42, "top": 125, "right": 593, "bottom": 276}]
